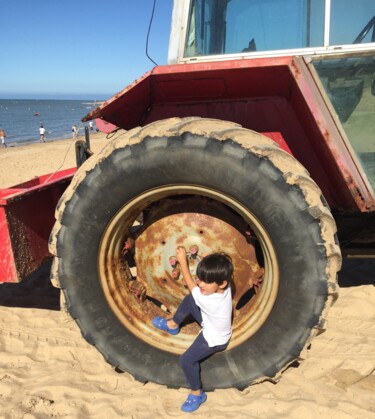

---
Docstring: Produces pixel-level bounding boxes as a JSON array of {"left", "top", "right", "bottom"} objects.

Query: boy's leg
[
  {"left": 172, "top": 293, "right": 202, "bottom": 327},
  {"left": 180, "top": 333, "right": 227, "bottom": 391},
  {"left": 153, "top": 293, "right": 201, "bottom": 333}
]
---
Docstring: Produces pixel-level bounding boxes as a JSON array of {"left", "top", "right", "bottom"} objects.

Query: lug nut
[
  {"left": 245, "top": 228, "right": 254, "bottom": 244},
  {"left": 189, "top": 245, "right": 199, "bottom": 259},
  {"left": 129, "top": 279, "right": 146, "bottom": 302},
  {"left": 121, "top": 237, "right": 134, "bottom": 255},
  {"left": 169, "top": 256, "right": 178, "bottom": 267}
]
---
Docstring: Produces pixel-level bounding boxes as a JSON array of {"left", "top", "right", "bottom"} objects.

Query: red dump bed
[{"left": 0, "top": 168, "right": 75, "bottom": 283}]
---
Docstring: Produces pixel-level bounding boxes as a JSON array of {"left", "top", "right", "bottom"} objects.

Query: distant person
[
  {"left": 39, "top": 125, "right": 46, "bottom": 143},
  {"left": 0, "top": 128, "right": 6, "bottom": 147},
  {"left": 89, "top": 121, "right": 94, "bottom": 132},
  {"left": 72, "top": 124, "right": 78, "bottom": 139}
]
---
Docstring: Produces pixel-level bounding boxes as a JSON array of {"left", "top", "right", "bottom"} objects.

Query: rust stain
[{"left": 290, "top": 59, "right": 301, "bottom": 78}]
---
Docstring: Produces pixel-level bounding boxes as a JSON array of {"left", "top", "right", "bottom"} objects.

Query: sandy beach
[
  {"left": 0, "top": 138, "right": 374, "bottom": 418},
  {"left": 0, "top": 132, "right": 109, "bottom": 189}
]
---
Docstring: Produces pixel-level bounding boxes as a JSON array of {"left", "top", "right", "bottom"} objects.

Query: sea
[{"left": 0, "top": 99, "right": 103, "bottom": 146}]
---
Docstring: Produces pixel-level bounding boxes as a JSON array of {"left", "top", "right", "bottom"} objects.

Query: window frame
[{"left": 168, "top": 0, "right": 375, "bottom": 64}]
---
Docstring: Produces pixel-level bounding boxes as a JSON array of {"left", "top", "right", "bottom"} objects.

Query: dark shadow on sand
[
  {"left": 338, "top": 257, "right": 375, "bottom": 287},
  {"left": 0, "top": 259, "right": 60, "bottom": 310},
  {"left": 0, "top": 257, "right": 373, "bottom": 310}
]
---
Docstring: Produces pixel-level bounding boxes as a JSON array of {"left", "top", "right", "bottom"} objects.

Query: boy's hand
[
  {"left": 176, "top": 246, "right": 187, "bottom": 266},
  {"left": 176, "top": 246, "right": 196, "bottom": 292}
]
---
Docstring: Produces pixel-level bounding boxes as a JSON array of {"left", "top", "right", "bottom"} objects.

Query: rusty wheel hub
[{"left": 98, "top": 186, "right": 278, "bottom": 354}]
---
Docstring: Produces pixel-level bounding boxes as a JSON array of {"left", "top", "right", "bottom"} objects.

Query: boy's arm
[{"left": 176, "top": 246, "right": 197, "bottom": 293}]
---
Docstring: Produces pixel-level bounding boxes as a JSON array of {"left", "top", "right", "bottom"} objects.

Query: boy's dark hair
[{"left": 196, "top": 253, "right": 233, "bottom": 287}]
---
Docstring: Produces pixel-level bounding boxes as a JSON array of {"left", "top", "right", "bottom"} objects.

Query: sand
[
  {"left": 0, "top": 133, "right": 109, "bottom": 189},
  {"left": 0, "top": 137, "right": 374, "bottom": 418}
]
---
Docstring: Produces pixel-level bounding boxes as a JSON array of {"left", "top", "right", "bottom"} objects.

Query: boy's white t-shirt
[{"left": 191, "top": 286, "right": 232, "bottom": 347}]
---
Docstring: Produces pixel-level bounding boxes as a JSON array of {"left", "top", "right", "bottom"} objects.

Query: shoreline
[
  {"left": 3, "top": 134, "right": 74, "bottom": 148},
  {"left": 0, "top": 98, "right": 103, "bottom": 149},
  {"left": 2, "top": 125, "right": 93, "bottom": 148}
]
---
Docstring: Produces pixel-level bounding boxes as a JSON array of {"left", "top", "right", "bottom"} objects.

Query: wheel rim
[{"left": 98, "top": 185, "right": 279, "bottom": 354}]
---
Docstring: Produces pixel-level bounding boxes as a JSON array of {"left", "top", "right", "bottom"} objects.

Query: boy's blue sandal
[
  {"left": 181, "top": 391, "right": 207, "bottom": 413},
  {"left": 152, "top": 316, "right": 180, "bottom": 335}
]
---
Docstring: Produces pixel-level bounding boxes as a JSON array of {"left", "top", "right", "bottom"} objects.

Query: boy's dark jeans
[{"left": 173, "top": 294, "right": 228, "bottom": 390}]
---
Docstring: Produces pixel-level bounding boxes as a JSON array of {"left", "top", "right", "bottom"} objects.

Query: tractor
[{"left": 1, "top": 0, "right": 374, "bottom": 391}]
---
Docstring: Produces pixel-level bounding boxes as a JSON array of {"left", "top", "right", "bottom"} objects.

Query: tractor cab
[{"left": 169, "top": 0, "right": 375, "bottom": 192}]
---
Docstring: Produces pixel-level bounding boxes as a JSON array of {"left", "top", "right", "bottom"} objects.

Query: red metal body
[
  {"left": 0, "top": 168, "right": 76, "bottom": 283},
  {"left": 84, "top": 56, "right": 374, "bottom": 212}
]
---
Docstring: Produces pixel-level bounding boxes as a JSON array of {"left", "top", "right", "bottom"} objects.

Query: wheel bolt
[
  {"left": 122, "top": 237, "right": 134, "bottom": 254},
  {"left": 189, "top": 245, "right": 199, "bottom": 259},
  {"left": 169, "top": 256, "right": 178, "bottom": 267}
]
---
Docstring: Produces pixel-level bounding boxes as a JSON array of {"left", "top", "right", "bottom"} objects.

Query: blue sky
[{"left": 0, "top": 0, "right": 173, "bottom": 100}]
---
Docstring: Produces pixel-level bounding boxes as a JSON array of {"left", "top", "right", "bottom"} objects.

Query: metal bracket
[{"left": 75, "top": 126, "right": 94, "bottom": 168}]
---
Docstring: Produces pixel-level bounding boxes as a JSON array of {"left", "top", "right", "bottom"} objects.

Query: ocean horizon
[{"left": 0, "top": 99, "right": 105, "bottom": 146}]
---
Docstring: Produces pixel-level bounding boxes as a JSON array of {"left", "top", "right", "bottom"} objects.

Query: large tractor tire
[{"left": 49, "top": 117, "right": 341, "bottom": 390}]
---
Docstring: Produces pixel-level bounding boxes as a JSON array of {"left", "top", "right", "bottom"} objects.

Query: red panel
[
  {"left": 95, "top": 118, "right": 118, "bottom": 133},
  {"left": 262, "top": 132, "right": 293, "bottom": 155},
  {"left": 0, "top": 169, "right": 75, "bottom": 283},
  {"left": 0, "top": 168, "right": 76, "bottom": 205},
  {"left": 0, "top": 206, "right": 18, "bottom": 282},
  {"left": 83, "top": 58, "right": 293, "bottom": 130},
  {"left": 83, "top": 70, "right": 153, "bottom": 129},
  {"left": 289, "top": 57, "right": 374, "bottom": 211}
]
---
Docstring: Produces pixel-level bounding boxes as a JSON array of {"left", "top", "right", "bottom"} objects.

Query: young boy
[{"left": 152, "top": 246, "right": 233, "bottom": 413}]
